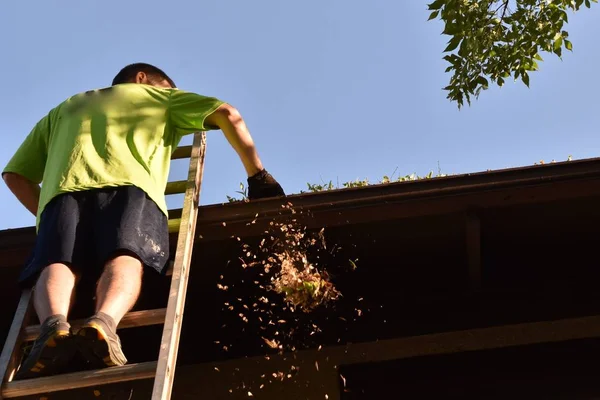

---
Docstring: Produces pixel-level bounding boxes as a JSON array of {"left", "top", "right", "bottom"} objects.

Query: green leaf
[
  {"left": 442, "top": 23, "right": 460, "bottom": 35},
  {"left": 554, "top": 46, "right": 562, "bottom": 57},
  {"left": 428, "top": 10, "right": 440, "bottom": 20},
  {"left": 476, "top": 76, "right": 489, "bottom": 87},
  {"left": 522, "top": 72, "right": 530, "bottom": 88},
  {"left": 497, "top": 76, "right": 505, "bottom": 87},
  {"left": 444, "top": 36, "right": 462, "bottom": 52},
  {"left": 427, "top": 0, "right": 446, "bottom": 10},
  {"left": 554, "top": 37, "right": 563, "bottom": 51},
  {"left": 565, "top": 39, "right": 573, "bottom": 51},
  {"left": 534, "top": 53, "right": 544, "bottom": 61},
  {"left": 553, "top": 36, "right": 563, "bottom": 56}
]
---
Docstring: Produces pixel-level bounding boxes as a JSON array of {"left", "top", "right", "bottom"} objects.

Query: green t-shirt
[{"left": 2, "top": 83, "right": 225, "bottom": 230}]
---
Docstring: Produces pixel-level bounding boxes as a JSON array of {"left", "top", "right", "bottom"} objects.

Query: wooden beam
[
  {"left": 329, "top": 315, "right": 600, "bottom": 366},
  {"left": 0, "top": 289, "right": 33, "bottom": 398},
  {"left": 194, "top": 178, "right": 600, "bottom": 242},
  {"left": 4, "top": 157, "right": 600, "bottom": 252},
  {"left": 2, "top": 362, "right": 156, "bottom": 398},
  {"left": 201, "top": 315, "right": 600, "bottom": 369},
  {"left": 152, "top": 132, "right": 207, "bottom": 400},
  {"left": 137, "top": 314, "right": 600, "bottom": 400},
  {"left": 465, "top": 211, "right": 482, "bottom": 291}
]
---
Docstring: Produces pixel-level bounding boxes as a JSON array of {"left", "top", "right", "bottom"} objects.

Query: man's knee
[
  {"left": 36, "top": 262, "right": 77, "bottom": 283},
  {"left": 103, "top": 250, "right": 144, "bottom": 277}
]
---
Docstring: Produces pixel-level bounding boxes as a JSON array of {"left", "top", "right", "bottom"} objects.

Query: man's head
[{"left": 112, "top": 63, "right": 176, "bottom": 88}]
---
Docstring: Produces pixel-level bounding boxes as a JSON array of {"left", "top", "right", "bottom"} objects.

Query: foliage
[
  {"left": 304, "top": 170, "right": 446, "bottom": 193},
  {"left": 226, "top": 182, "right": 249, "bottom": 203},
  {"left": 225, "top": 168, "right": 449, "bottom": 202},
  {"left": 225, "top": 156, "right": 573, "bottom": 202},
  {"left": 427, "top": 0, "right": 596, "bottom": 108}
]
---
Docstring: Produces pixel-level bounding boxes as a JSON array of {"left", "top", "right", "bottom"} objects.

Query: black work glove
[{"left": 247, "top": 169, "right": 285, "bottom": 200}]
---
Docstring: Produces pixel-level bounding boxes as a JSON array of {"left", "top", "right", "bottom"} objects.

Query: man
[{"left": 2, "top": 63, "right": 285, "bottom": 379}]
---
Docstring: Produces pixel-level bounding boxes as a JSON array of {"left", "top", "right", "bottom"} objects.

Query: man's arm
[
  {"left": 204, "top": 103, "right": 285, "bottom": 199},
  {"left": 3, "top": 110, "right": 51, "bottom": 215},
  {"left": 169, "top": 91, "right": 285, "bottom": 200},
  {"left": 2, "top": 172, "right": 40, "bottom": 216},
  {"left": 205, "top": 103, "right": 264, "bottom": 177}
]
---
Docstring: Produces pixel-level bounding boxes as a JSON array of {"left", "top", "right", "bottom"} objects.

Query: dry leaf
[{"left": 262, "top": 337, "right": 280, "bottom": 349}]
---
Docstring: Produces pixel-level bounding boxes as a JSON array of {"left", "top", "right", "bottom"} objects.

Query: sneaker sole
[
  {"left": 14, "top": 330, "right": 75, "bottom": 380},
  {"left": 76, "top": 323, "right": 127, "bottom": 368}
]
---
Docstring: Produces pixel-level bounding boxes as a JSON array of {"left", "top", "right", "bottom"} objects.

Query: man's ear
[{"left": 134, "top": 71, "right": 147, "bottom": 84}]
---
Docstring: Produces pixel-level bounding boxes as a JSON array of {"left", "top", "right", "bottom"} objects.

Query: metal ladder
[{"left": 0, "top": 131, "right": 207, "bottom": 399}]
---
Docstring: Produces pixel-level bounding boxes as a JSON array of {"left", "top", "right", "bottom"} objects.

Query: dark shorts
[{"left": 19, "top": 185, "right": 170, "bottom": 288}]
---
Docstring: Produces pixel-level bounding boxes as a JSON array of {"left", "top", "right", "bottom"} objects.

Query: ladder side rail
[
  {"left": 151, "top": 132, "right": 206, "bottom": 400},
  {"left": 0, "top": 289, "right": 33, "bottom": 399}
]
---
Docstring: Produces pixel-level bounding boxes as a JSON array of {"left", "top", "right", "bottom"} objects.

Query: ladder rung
[
  {"left": 165, "top": 181, "right": 186, "bottom": 195},
  {"left": 171, "top": 146, "right": 192, "bottom": 160},
  {"left": 168, "top": 218, "right": 181, "bottom": 233},
  {"left": 2, "top": 361, "right": 157, "bottom": 398},
  {"left": 23, "top": 309, "right": 166, "bottom": 342}
]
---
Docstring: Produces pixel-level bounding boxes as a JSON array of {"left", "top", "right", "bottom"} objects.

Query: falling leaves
[
  {"left": 262, "top": 337, "right": 281, "bottom": 349},
  {"left": 215, "top": 201, "right": 362, "bottom": 396},
  {"left": 236, "top": 202, "right": 341, "bottom": 312}
]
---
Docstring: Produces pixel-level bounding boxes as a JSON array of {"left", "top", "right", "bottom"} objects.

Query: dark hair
[{"left": 112, "top": 63, "right": 176, "bottom": 87}]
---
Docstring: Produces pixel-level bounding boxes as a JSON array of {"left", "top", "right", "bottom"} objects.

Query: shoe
[
  {"left": 14, "top": 318, "right": 75, "bottom": 380},
  {"left": 75, "top": 315, "right": 127, "bottom": 369}
]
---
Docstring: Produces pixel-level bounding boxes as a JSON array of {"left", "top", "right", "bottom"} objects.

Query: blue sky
[{"left": 1, "top": 1, "right": 598, "bottom": 229}]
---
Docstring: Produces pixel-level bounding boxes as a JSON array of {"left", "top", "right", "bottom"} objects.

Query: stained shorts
[{"left": 19, "top": 185, "right": 170, "bottom": 288}]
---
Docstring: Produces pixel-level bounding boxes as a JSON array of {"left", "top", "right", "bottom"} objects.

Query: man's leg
[
  {"left": 14, "top": 192, "right": 85, "bottom": 380},
  {"left": 96, "top": 253, "right": 144, "bottom": 325},
  {"left": 33, "top": 263, "right": 77, "bottom": 323},
  {"left": 75, "top": 186, "right": 169, "bottom": 369},
  {"left": 14, "top": 264, "right": 78, "bottom": 380},
  {"left": 75, "top": 253, "right": 143, "bottom": 368}
]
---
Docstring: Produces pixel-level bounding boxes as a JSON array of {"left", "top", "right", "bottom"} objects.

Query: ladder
[{"left": 0, "top": 131, "right": 207, "bottom": 399}]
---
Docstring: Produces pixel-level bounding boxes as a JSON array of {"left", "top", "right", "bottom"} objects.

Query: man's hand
[
  {"left": 2, "top": 172, "right": 40, "bottom": 216},
  {"left": 247, "top": 169, "right": 285, "bottom": 200}
]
